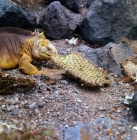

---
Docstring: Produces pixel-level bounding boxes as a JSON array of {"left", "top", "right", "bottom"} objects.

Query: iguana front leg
[{"left": 19, "top": 54, "right": 38, "bottom": 75}]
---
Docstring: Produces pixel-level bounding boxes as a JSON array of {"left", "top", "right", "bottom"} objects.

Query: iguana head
[{"left": 33, "top": 38, "right": 58, "bottom": 61}]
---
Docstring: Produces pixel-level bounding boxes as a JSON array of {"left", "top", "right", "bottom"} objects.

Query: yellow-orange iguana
[{"left": 0, "top": 27, "right": 58, "bottom": 75}]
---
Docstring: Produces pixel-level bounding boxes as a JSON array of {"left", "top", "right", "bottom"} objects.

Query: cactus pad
[{"left": 51, "top": 53, "right": 111, "bottom": 87}]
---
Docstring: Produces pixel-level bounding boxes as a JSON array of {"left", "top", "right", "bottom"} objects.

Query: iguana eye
[{"left": 47, "top": 47, "right": 51, "bottom": 51}]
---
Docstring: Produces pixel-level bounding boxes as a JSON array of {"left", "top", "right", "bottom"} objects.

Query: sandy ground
[{"left": 0, "top": 39, "right": 137, "bottom": 140}]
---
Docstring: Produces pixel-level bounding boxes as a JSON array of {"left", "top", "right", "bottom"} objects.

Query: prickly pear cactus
[{"left": 51, "top": 53, "right": 111, "bottom": 87}]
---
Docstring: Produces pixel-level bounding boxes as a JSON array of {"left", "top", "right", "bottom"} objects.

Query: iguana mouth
[
  {"left": 45, "top": 53, "right": 51, "bottom": 57},
  {"left": 46, "top": 52, "right": 57, "bottom": 57}
]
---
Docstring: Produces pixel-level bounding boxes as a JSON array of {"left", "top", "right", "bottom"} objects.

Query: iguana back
[{"left": 0, "top": 27, "right": 36, "bottom": 69}]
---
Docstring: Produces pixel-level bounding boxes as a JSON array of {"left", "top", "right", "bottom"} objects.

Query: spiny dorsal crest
[{"left": 33, "top": 30, "right": 45, "bottom": 39}]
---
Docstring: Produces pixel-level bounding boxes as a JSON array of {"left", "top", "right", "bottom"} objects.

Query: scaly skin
[{"left": 0, "top": 27, "right": 58, "bottom": 75}]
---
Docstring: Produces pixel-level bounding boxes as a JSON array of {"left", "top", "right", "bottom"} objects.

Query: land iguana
[{"left": 0, "top": 27, "right": 58, "bottom": 75}]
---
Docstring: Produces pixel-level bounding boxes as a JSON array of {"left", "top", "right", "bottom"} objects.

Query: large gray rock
[
  {"left": 81, "top": 42, "right": 135, "bottom": 76},
  {"left": 40, "top": 1, "right": 82, "bottom": 39},
  {"left": 81, "top": 0, "right": 137, "bottom": 45},
  {"left": 0, "top": 0, "right": 36, "bottom": 30},
  {"left": 48, "top": 0, "right": 81, "bottom": 13},
  {"left": 64, "top": 117, "right": 113, "bottom": 140},
  {"left": 60, "top": 0, "right": 80, "bottom": 13},
  {"left": 87, "top": 0, "right": 95, "bottom": 7}
]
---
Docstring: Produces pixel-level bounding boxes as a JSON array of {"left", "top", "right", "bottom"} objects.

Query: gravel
[{"left": 0, "top": 39, "right": 137, "bottom": 140}]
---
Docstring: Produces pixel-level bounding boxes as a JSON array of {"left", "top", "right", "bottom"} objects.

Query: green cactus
[{"left": 51, "top": 52, "right": 111, "bottom": 87}]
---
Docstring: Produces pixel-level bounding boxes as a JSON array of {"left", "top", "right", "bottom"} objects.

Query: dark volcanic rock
[
  {"left": 59, "top": 0, "right": 80, "bottom": 13},
  {"left": 0, "top": 0, "right": 36, "bottom": 30},
  {"left": 87, "top": 0, "right": 95, "bottom": 7},
  {"left": 132, "top": 91, "right": 137, "bottom": 119},
  {"left": 48, "top": 0, "right": 81, "bottom": 13},
  {"left": 81, "top": 0, "right": 137, "bottom": 45},
  {"left": 40, "top": 1, "right": 82, "bottom": 39}
]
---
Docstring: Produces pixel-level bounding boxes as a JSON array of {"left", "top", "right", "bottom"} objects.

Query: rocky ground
[{"left": 0, "top": 39, "right": 137, "bottom": 140}]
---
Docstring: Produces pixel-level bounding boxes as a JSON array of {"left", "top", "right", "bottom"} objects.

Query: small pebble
[
  {"left": 11, "top": 109, "right": 19, "bottom": 116},
  {"left": 29, "top": 103, "right": 36, "bottom": 109},
  {"left": 78, "top": 45, "right": 89, "bottom": 52},
  {"left": 38, "top": 102, "right": 45, "bottom": 108},
  {"left": 99, "top": 107, "right": 106, "bottom": 111},
  {"left": 132, "top": 126, "right": 137, "bottom": 130}
]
